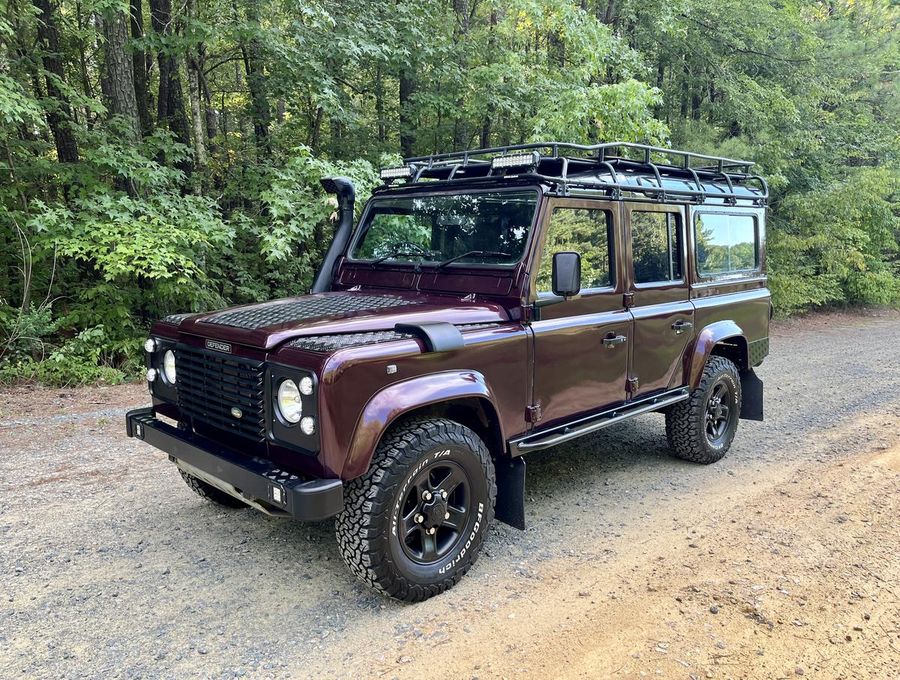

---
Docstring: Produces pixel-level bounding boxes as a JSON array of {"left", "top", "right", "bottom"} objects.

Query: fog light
[
  {"left": 299, "top": 376, "right": 314, "bottom": 396},
  {"left": 272, "top": 485, "right": 284, "bottom": 504},
  {"left": 144, "top": 338, "right": 157, "bottom": 353},
  {"left": 146, "top": 368, "right": 158, "bottom": 382},
  {"left": 300, "top": 416, "right": 316, "bottom": 435}
]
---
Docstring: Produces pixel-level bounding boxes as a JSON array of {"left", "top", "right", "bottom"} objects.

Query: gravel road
[{"left": 1, "top": 311, "right": 899, "bottom": 679}]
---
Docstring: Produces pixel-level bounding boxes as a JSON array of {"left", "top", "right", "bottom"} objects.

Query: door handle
[
  {"left": 603, "top": 334, "right": 627, "bottom": 348},
  {"left": 672, "top": 320, "right": 694, "bottom": 334}
]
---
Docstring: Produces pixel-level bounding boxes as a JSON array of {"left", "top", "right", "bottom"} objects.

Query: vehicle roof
[{"left": 375, "top": 141, "right": 768, "bottom": 207}]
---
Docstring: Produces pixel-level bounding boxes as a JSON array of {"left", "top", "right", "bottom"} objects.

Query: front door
[
  {"left": 624, "top": 203, "right": 694, "bottom": 398},
  {"left": 530, "top": 198, "right": 630, "bottom": 428}
]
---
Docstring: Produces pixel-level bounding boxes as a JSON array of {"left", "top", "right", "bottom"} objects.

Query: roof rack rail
[{"left": 384, "top": 141, "right": 767, "bottom": 205}]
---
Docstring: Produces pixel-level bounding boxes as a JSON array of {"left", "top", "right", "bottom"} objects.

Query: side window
[
  {"left": 695, "top": 213, "right": 759, "bottom": 276},
  {"left": 631, "top": 211, "right": 683, "bottom": 284},
  {"left": 536, "top": 208, "right": 613, "bottom": 293}
]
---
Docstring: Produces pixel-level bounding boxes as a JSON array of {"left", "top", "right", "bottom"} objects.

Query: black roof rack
[{"left": 384, "top": 141, "right": 768, "bottom": 206}]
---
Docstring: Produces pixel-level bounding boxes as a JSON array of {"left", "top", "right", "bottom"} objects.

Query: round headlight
[
  {"left": 300, "top": 416, "right": 316, "bottom": 436},
  {"left": 277, "top": 379, "right": 303, "bottom": 423},
  {"left": 146, "top": 368, "right": 158, "bottom": 382},
  {"left": 163, "top": 350, "right": 177, "bottom": 383},
  {"left": 144, "top": 338, "right": 157, "bottom": 353},
  {"left": 298, "top": 376, "right": 314, "bottom": 396}
]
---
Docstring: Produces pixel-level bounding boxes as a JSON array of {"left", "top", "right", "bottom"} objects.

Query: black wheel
[
  {"left": 335, "top": 418, "right": 496, "bottom": 602},
  {"left": 665, "top": 355, "right": 742, "bottom": 464},
  {"left": 178, "top": 469, "right": 248, "bottom": 508}
]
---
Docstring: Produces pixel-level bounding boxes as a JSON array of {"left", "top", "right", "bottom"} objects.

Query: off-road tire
[
  {"left": 178, "top": 469, "right": 248, "bottom": 508},
  {"left": 666, "top": 355, "right": 742, "bottom": 464},
  {"left": 335, "top": 418, "right": 496, "bottom": 602}
]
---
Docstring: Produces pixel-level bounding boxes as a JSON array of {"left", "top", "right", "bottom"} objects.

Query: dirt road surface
[{"left": 2, "top": 311, "right": 899, "bottom": 679}]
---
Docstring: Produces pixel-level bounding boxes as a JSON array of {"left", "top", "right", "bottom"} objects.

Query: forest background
[{"left": 0, "top": 0, "right": 897, "bottom": 384}]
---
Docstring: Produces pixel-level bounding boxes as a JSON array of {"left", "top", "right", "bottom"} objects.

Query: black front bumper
[{"left": 126, "top": 408, "right": 343, "bottom": 521}]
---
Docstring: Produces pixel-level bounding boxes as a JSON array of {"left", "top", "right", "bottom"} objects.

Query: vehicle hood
[{"left": 165, "top": 290, "right": 511, "bottom": 350}]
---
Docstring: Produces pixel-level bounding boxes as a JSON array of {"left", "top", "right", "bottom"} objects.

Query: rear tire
[
  {"left": 335, "top": 418, "right": 496, "bottom": 602},
  {"left": 178, "top": 469, "right": 248, "bottom": 508},
  {"left": 666, "top": 355, "right": 741, "bottom": 464}
]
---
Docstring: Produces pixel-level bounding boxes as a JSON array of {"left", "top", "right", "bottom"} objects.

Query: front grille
[{"left": 176, "top": 344, "right": 266, "bottom": 442}]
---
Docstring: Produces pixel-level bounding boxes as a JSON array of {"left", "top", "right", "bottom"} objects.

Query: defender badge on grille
[
  {"left": 205, "top": 339, "right": 232, "bottom": 353},
  {"left": 230, "top": 407, "right": 243, "bottom": 419}
]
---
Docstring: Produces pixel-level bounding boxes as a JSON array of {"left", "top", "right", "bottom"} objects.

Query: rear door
[
  {"left": 529, "top": 198, "right": 630, "bottom": 427},
  {"left": 624, "top": 203, "right": 694, "bottom": 398}
]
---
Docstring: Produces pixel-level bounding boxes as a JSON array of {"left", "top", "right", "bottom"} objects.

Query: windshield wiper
[
  {"left": 436, "top": 250, "right": 512, "bottom": 268},
  {"left": 370, "top": 249, "right": 423, "bottom": 266}
]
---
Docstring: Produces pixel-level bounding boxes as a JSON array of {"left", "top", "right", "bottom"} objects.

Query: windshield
[{"left": 350, "top": 190, "right": 538, "bottom": 266}]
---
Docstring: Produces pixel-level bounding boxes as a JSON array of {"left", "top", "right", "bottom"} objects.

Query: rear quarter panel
[{"left": 685, "top": 203, "right": 770, "bottom": 382}]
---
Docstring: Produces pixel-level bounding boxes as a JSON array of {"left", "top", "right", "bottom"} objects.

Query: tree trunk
[
  {"left": 197, "top": 43, "right": 218, "bottom": 155},
  {"left": 129, "top": 0, "right": 152, "bottom": 135},
  {"left": 150, "top": 0, "right": 192, "bottom": 170},
  {"left": 241, "top": 0, "right": 271, "bottom": 155},
  {"left": 399, "top": 70, "right": 416, "bottom": 157},
  {"left": 375, "top": 66, "right": 386, "bottom": 144},
  {"left": 102, "top": 9, "right": 142, "bottom": 139},
  {"left": 185, "top": 0, "right": 207, "bottom": 170},
  {"left": 33, "top": 0, "right": 79, "bottom": 162}
]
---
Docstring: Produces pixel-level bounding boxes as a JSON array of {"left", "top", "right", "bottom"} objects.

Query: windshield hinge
[
  {"left": 627, "top": 377, "right": 640, "bottom": 394},
  {"left": 623, "top": 292, "right": 635, "bottom": 308},
  {"left": 526, "top": 404, "right": 542, "bottom": 424}
]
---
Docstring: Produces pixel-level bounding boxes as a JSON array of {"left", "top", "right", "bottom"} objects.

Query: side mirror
[{"left": 551, "top": 251, "right": 581, "bottom": 298}]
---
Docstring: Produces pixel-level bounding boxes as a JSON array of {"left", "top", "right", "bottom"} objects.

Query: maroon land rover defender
[{"left": 127, "top": 142, "right": 770, "bottom": 601}]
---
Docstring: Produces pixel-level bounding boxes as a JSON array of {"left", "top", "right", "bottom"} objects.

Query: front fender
[
  {"left": 685, "top": 320, "right": 747, "bottom": 389},
  {"left": 341, "top": 370, "right": 501, "bottom": 480}
]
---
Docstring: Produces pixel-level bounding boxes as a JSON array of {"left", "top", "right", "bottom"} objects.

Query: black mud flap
[
  {"left": 494, "top": 456, "right": 526, "bottom": 530},
  {"left": 740, "top": 369, "right": 764, "bottom": 421}
]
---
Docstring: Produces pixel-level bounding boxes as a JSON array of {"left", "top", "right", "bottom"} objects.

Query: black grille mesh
[
  {"left": 176, "top": 345, "right": 266, "bottom": 442},
  {"left": 201, "top": 295, "right": 416, "bottom": 330}
]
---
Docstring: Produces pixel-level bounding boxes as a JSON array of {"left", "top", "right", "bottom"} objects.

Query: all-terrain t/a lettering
[{"left": 127, "top": 142, "right": 770, "bottom": 601}]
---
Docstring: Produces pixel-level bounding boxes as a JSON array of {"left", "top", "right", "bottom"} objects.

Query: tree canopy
[{"left": 0, "top": 0, "right": 897, "bottom": 384}]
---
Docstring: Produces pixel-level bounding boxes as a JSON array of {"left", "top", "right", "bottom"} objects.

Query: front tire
[
  {"left": 666, "top": 355, "right": 742, "bottom": 464},
  {"left": 335, "top": 418, "right": 496, "bottom": 602}
]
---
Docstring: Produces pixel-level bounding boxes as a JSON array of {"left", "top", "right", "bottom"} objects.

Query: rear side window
[
  {"left": 537, "top": 208, "right": 613, "bottom": 293},
  {"left": 695, "top": 213, "right": 758, "bottom": 276},
  {"left": 631, "top": 211, "right": 682, "bottom": 284}
]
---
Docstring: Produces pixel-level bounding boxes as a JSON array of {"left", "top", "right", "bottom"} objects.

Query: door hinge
[
  {"left": 623, "top": 292, "right": 635, "bottom": 308},
  {"left": 627, "top": 377, "right": 640, "bottom": 393},
  {"left": 526, "top": 404, "right": 542, "bottom": 423}
]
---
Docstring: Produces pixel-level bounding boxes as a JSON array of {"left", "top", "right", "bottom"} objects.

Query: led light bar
[
  {"left": 491, "top": 151, "right": 541, "bottom": 170},
  {"left": 379, "top": 165, "right": 414, "bottom": 181}
]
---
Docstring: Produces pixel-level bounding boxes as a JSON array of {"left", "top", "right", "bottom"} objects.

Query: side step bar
[{"left": 509, "top": 388, "right": 690, "bottom": 455}]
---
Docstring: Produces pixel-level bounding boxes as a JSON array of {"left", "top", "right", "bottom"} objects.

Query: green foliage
[
  {"left": 0, "top": 0, "right": 898, "bottom": 385},
  {"left": 769, "top": 167, "right": 900, "bottom": 315}
]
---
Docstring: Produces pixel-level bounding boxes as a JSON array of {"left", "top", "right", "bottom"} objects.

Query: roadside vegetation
[{"left": 1, "top": 0, "right": 898, "bottom": 386}]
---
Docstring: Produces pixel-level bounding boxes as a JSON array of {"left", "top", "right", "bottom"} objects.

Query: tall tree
[
  {"left": 399, "top": 69, "right": 416, "bottom": 157},
  {"left": 129, "top": 0, "right": 153, "bottom": 135},
  {"left": 150, "top": 0, "right": 191, "bottom": 165},
  {"left": 101, "top": 7, "right": 142, "bottom": 139},
  {"left": 185, "top": 0, "right": 207, "bottom": 170},
  {"left": 33, "top": 0, "right": 79, "bottom": 162},
  {"left": 240, "top": 0, "right": 271, "bottom": 154}
]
